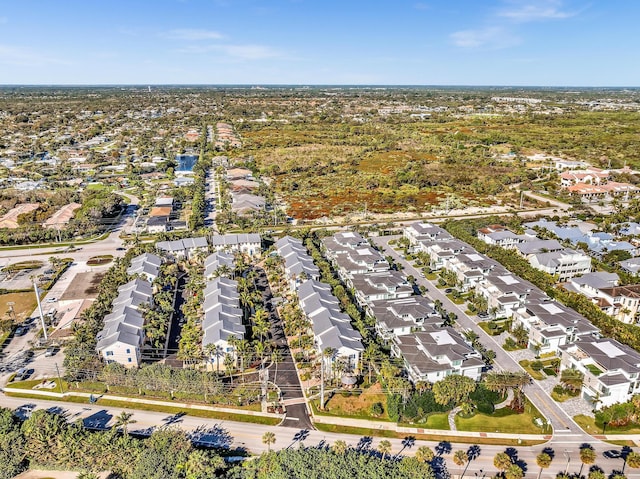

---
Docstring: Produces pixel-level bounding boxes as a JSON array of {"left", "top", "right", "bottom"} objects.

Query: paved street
[
  {"left": 371, "top": 235, "right": 590, "bottom": 441},
  {"left": 2, "top": 394, "right": 637, "bottom": 478}
]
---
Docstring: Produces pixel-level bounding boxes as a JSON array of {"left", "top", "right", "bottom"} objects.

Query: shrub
[
  {"left": 531, "top": 361, "right": 544, "bottom": 371},
  {"left": 370, "top": 402, "right": 384, "bottom": 416},
  {"left": 476, "top": 402, "right": 494, "bottom": 415}
]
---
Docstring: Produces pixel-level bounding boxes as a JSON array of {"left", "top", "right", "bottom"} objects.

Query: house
[
  {"left": 513, "top": 300, "right": 598, "bottom": 355},
  {"left": 275, "top": 236, "right": 320, "bottom": 290},
  {"left": 392, "top": 324, "right": 484, "bottom": 384},
  {"left": 596, "top": 285, "right": 640, "bottom": 324},
  {"left": 555, "top": 159, "right": 589, "bottom": 170},
  {"left": 297, "top": 279, "right": 364, "bottom": 372},
  {"left": 0, "top": 203, "right": 40, "bottom": 229},
  {"left": 226, "top": 167, "right": 252, "bottom": 181},
  {"left": 156, "top": 237, "right": 209, "bottom": 260},
  {"left": 477, "top": 229, "right": 526, "bottom": 248},
  {"left": 155, "top": 197, "right": 174, "bottom": 208},
  {"left": 149, "top": 206, "right": 172, "bottom": 218},
  {"left": 42, "top": 203, "right": 81, "bottom": 229},
  {"left": 560, "top": 168, "right": 609, "bottom": 187},
  {"left": 231, "top": 193, "right": 266, "bottom": 216},
  {"left": 371, "top": 296, "right": 441, "bottom": 340},
  {"left": 528, "top": 248, "right": 591, "bottom": 281},
  {"left": 202, "top": 277, "right": 245, "bottom": 369},
  {"left": 210, "top": 233, "right": 261, "bottom": 257},
  {"left": 322, "top": 232, "right": 388, "bottom": 286},
  {"left": 516, "top": 239, "right": 564, "bottom": 256},
  {"left": 351, "top": 270, "right": 413, "bottom": 312},
  {"left": 204, "top": 251, "right": 235, "bottom": 279},
  {"left": 95, "top": 278, "right": 154, "bottom": 367},
  {"left": 620, "top": 258, "right": 640, "bottom": 275},
  {"left": 403, "top": 222, "right": 450, "bottom": 248},
  {"left": 147, "top": 216, "right": 169, "bottom": 233},
  {"left": 127, "top": 253, "right": 162, "bottom": 283},
  {"left": 560, "top": 337, "right": 640, "bottom": 409}
]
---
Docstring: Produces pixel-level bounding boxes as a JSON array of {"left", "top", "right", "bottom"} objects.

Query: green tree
[
  {"left": 262, "top": 431, "right": 276, "bottom": 452},
  {"left": 415, "top": 445, "right": 435, "bottom": 463},
  {"left": 378, "top": 440, "right": 392, "bottom": 462},
  {"left": 332, "top": 440, "right": 348, "bottom": 455},
  {"left": 432, "top": 375, "right": 477, "bottom": 406},
  {"left": 536, "top": 452, "right": 552, "bottom": 479},
  {"left": 579, "top": 446, "right": 596, "bottom": 475},
  {"left": 494, "top": 452, "right": 512, "bottom": 473}
]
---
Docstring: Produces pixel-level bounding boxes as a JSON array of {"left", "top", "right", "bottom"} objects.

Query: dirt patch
[{"left": 60, "top": 271, "right": 105, "bottom": 301}]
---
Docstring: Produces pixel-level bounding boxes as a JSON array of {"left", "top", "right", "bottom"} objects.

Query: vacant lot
[{"left": 0, "top": 291, "right": 38, "bottom": 323}]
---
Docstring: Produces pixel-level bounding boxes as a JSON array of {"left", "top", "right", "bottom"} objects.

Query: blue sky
[{"left": 0, "top": 0, "right": 638, "bottom": 86}]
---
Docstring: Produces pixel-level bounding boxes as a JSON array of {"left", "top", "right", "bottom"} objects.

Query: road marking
[{"left": 284, "top": 417, "right": 299, "bottom": 421}]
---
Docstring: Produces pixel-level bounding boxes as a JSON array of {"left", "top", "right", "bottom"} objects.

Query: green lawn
[
  {"left": 400, "top": 412, "right": 450, "bottom": 430},
  {"left": 574, "top": 414, "right": 640, "bottom": 435},
  {"left": 455, "top": 407, "right": 545, "bottom": 434}
]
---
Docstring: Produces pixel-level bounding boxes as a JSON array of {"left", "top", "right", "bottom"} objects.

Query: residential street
[{"left": 370, "top": 235, "right": 590, "bottom": 441}]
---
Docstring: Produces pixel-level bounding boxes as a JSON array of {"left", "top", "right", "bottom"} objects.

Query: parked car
[
  {"left": 116, "top": 247, "right": 126, "bottom": 251},
  {"left": 477, "top": 312, "right": 490, "bottom": 319},
  {"left": 14, "top": 326, "right": 26, "bottom": 336},
  {"left": 14, "top": 368, "right": 31, "bottom": 381},
  {"left": 46, "top": 297, "right": 57, "bottom": 303},
  {"left": 45, "top": 346, "right": 59, "bottom": 357},
  {"left": 444, "top": 288, "right": 454, "bottom": 294}
]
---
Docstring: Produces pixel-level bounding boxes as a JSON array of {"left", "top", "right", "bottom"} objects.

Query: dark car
[
  {"left": 603, "top": 450, "right": 621, "bottom": 459},
  {"left": 477, "top": 312, "right": 490, "bottom": 319},
  {"left": 116, "top": 247, "right": 126, "bottom": 251},
  {"left": 14, "top": 368, "right": 32, "bottom": 381},
  {"left": 444, "top": 288, "right": 454, "bottom": 294},
  {"left": 14, "top": 326, "right": 26, "bottom": 336}
]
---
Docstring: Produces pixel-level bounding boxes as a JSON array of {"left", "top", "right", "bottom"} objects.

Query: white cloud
[
  {"left": 0, "top": 44, "right": 68, "bottom": 67},
  {"left": 497, "top": 1, "right": 576, "bottom": 22},
  {"left": 167, "top": 28, "right": 224, "bottom": 40},
  {"left": 450, "top": 27, "right": 520, "bottom": 49}
]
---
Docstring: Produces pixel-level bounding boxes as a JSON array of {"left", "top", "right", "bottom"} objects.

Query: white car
[{"left": 46, "top": 297, "right": 57, "bottom": 303}]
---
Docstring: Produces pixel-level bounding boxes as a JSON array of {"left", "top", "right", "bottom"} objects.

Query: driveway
[{"left": 254, "top": 266, "right": 312, "bottom": 430}]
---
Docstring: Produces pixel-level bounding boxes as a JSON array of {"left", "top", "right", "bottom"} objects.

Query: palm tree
[
  {"left": 204, "top": 343, "right": 225, "bottom": 374},
  {"left": 626, "top": 452, "right": 640, "bottom": 470},
  {"left": 536, "top": 452, "right": 552, "bottom": 479},
  {"left": 114, "top": 411, "right": 136, "bottom": 434},
  {"left": 262, "top": 431, "right": 276, "bottom": 452},
  {"left": 579, "top": 446, "right": 596, "bottom": 475},
  {"left": 454, "top": 450, "right": 469, "bottom": 478},
  {"left": 378, "top": 440, "right": 392, "bottom": 462},
  {"left": 505, "top": 464, "right": 524, "bottom": 479},
  {"left": 484, "top": 371, "right": 532, "bottom": 411},
  {"left": 270, "top": 348, "right": 283, "bottom": 384},
  {"left": 415, "top": 446, "right": 434, "bottom": 464},
  {"left": 332, "top": 440, "right": 347, "bottom": 455},
  {"left": 494, "top": 452, "right": 512, "bottom": 474},
  {"left": 224, "top": 353, "right": 234, "bottom": 386}
]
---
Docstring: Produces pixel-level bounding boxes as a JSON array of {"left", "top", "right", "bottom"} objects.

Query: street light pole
[
  {"left": 33, "top": 281, "right": 47, "bottom": 341},
  {"left": 563, "top": 450, "right": 571, "bottom": 474}
]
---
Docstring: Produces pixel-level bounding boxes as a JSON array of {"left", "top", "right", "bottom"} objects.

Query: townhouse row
[{"left": 405, "top": 221, "right": 640, "bottom": 408}]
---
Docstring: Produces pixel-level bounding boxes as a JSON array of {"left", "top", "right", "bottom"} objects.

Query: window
[
  {"left": 106, "top": 351, "right": 114, "bottom": 356},
  {"left": 127, "top": 358, "right": 132, "bottom": 363},
  {"left": 126, "top": 349, "right": 131, "bottom": 354}
]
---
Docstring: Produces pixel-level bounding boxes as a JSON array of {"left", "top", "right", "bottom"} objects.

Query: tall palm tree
[
  {"left": 505, "top": 464, "right": 524, "bottom": 479},
  {"left": 536, "top": 452, "right": 552, "bottom": 479},
  {"left": 114, "top": 411, "right": 136, "bottom": 435},
  {"left": 454, "top": 450, "right": 470, "bottom": 478},
  {"left": 484, "top": 371, "right": 532, "bottom": 411},
  {"left": 270, "top": 348, "right": 283, "bottom": 384},
  {"left": 494, "top": 452, "right": 512, "bottom": 474},
  {"left": 378, "top": 440, "right": 392, "bottom": 462},
  {"left": 579, "top": 446, "right": 597, "bottom": 475},
  {"left": 262, "top": 431, "right": 276, "bottom": 452},
  {"left": 415, "top": 446, "right": 434, "bottom": 464}
]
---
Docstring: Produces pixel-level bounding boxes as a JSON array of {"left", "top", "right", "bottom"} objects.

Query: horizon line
[{"left": 0, "top": 83, "right": 639, "bottom": 89}]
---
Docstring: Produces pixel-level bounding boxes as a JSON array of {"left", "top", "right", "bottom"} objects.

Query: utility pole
[
  {"left": 33, "top": 281, "right": 47, "bottom": 341},
  {"left": 519, "top": 190, "right": 525, "bottom": 209}
]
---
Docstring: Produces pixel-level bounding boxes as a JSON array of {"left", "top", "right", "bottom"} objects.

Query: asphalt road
[
  {"left": 370, "top": 235, "right": 589, "bottom": 441},
  {"left": 1, "top": 394, "right": 636, "bottom": 478}
]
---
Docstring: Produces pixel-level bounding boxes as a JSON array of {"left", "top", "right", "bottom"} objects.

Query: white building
[
  {"left": 210, "top": 233, "right": 261, "bottom": 257},
  {"left": 561, "top": 337, "right": 640, "bottom": 409}
]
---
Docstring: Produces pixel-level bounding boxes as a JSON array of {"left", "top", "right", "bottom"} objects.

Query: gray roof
[
  {"left": 210, "top": 233, "right": 261, "bottom": 247},
  {"left": 156, "top": 237, "right": 208, "bottom": 254},
  {"left": 564, "top": 337, "right": 640, "bottom": 376},
  {"left": 202, "top": 277, "right": 245, "bottom": 348},
  {"left": 127, "top": 253, "right": 162, "bottom": 279},
  {"left": 517, "top": 239, "right": 564, "bottom": 256},
  {"left": 351, "top": 271, "right": 412, "bottom": 298},
  {"left": 371, "top": 296, "right": 439, "bottom": 331},
  {"left": 571, "top": 272, "right": 619, "bottom": 290},
  {"left": 276, "top": 236, "right": 320, "bottom": 281},
  {"left": 298, "top": 279, "right": 364, "bottom": 353},
  {"left": 204, "top": 251, "right": 235, "bottom": 277},
  {"left": 620, "top": 257, "right": 640, "bottom": 274}
]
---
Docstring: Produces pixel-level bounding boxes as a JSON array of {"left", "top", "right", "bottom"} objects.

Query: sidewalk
[{"left": 2, "top": 387, "right": 284, "bottom": 420}]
